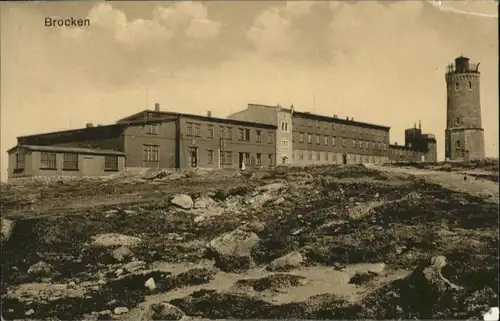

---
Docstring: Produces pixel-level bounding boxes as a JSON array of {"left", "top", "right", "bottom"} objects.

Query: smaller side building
[
  {"left": 7, "top": 145, "right": 125, "bottom": 180},
  {"left": 389, "top": 122, "right": 437, "bottom": 163}
]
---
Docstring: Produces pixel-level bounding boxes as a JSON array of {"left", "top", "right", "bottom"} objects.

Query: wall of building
[
  {"left": 178, "top": 116, "right": 276, "bottom": 169},
  {"left": 291, "top": 116, "right": 390, "bottom": 166},
  {"left": 276, "top": 109, "right": 293, "bottom": 165},
  {"left": 446, "top": 128, "right": 485, "bottom": 161},
  {"left": 123, "top": 120, "right": 177, "bottom": 168},
  {"left": 7, "top": 147, "right": 34, "bottom": 179},
  {"left": 8, "top": 149, "right": 125, "bottom": 180}
]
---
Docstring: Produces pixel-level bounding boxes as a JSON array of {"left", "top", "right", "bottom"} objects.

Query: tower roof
[{"left": 456, "top": 56, "right": 470, "bottom": 61}]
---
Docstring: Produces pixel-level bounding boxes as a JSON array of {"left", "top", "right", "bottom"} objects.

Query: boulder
[
  {"left": 111, "top": 246, "right": 133, "bottom": 262},
  {"left": 171, "top": 194, "right": 194, "bottom": 209},
  {"left": 113, "top": 307, "right": 129, "bottom": 315},
  {"left": 267, "top": 251, "right": 304, "bottom": 271},
  {"left": 194, "top": 195, "right": 216, "bottom": 209},
  {"left": 147, "top": 302, "right": 185, "bottom": 320},
  {"left": 123, "top": 260, "right": 146, "bottom": 273},
  {"left": 27, "top": 261, "right": 54, "bottom": 277},
  {"left": 208, "top": 229, "right": 260, "bottom": 272},
  {"left": 91, "top": 233, "right": 142, "bottom": 248},
  {"left": 1, "top": 218, "right": 15, "bottom": 243},
  {"left": 144, "top": 277, "right": 156, "bottom": 291}
]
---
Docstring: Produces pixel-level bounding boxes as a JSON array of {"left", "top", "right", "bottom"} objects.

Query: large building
[
  {"left": 7, "top": 104, "right": 277, "bottom": 180},
  {"left": 7, "top": 102, "right": 439, "bottom": 180},
  {"left": 229, "top": 103, "right": 391, "bottom": 165},
  {"left": 445, "top": 56, "right": 485, "bottom": 161}
]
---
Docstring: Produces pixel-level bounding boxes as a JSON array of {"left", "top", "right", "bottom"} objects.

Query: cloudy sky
[{"left": 1, "top": 0, "right": 498, "bottom": 179}]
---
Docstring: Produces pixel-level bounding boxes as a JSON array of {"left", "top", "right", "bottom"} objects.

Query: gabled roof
[
  {"left": 292, "top": 111, "right": 391, "bottom": 131},
  {"left": 7, "top": 145, "right": 125, "bottom": 156},
  {"left": 17, "top": 124, "right": 124, "bottom": 140}
]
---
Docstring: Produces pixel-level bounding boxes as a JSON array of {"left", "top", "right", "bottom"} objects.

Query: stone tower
[{"left": 445, "top": 56, "right": 485, "bottom": 161}]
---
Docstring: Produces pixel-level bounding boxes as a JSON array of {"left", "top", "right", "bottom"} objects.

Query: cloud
[
  {"left": 65, "top": 2, "right": 221, "bottom": 45},
  {"left": 246, "top": 1, "right": 319, "bottom": 55}
]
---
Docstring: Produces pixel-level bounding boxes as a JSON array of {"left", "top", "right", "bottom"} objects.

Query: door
[
  {"left": 82, "top": 157, "right": 94, "bottom": 176},
  {"left": 342, "top": 153, "right": 347, "bottom": 165},
  {"left": 239, "top": 152, "right": 244, "bottom": 169},
  {"left": 282, "top": 156, "right": 287, "bottom": 165},
  {"left": 189, "top": 147, "right": 198, "bottom": 168}
]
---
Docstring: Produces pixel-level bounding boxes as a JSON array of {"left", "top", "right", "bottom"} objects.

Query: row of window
[
  {"left": 293, "top": 133, "right": 388, "bottom": 151},
  {"left": 294, "top": 119, "right": 387, "bottom": 137},
  {"left": 186, "top": 122, "right": 274, "bottom": 143},
  {"left": 293, "top": 151, "right": 386, "bottom": 164},
  {"left": 453, "top": 81, "right": 473, "bottom": 91},
  {"left": 15, "top": 152, "right": 119, "bottom": 171},
  {"left": 207, "top": 150, "right": 274, "bottom": 166},
  {"left": 390, "top": 149, "right": 418, "bottom": 157}
]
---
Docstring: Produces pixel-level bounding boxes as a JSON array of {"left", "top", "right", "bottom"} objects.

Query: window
[
  {"left": 365, "top": 141, "right": 369, "bottom": 149},
  {"left": 245, "top": 129, "right": 250, "bottom": 141},
  {"left": 455, "top": 82, "right": 459, "bottom": 91},
  {"left": 221, "top": 151, "right": 233, "bottom": 165},
  {"left": 353, "top": 140, "right": 356, "bottom": 148},
  {"left": 372, "top": 142, "right": 375, "bottom": 149},
  {"left": 378, "top": 142, "right": 381, "bottom": 150},
  {"left": 256, "top": 130, "right": 262, "bottom": 143},
  {"left": 244, "top": 153, "right": 251, "bottom": 165},
  {"left": 281, "top": 139, "right": 289, "bottom": 149},
  {"left": 299, "top": 151, "right": 304, "bottom": 160},
  {"left": 208, "top": 150, "right": 214, "bottom": 164},
  {"left": 324, "top": 136, "right": 328, "bottom": 145},
  {"left": 456, "top": 140, "right": 461, "bottom": 148},
  {"left": 268, "top": 154, "right": 274, "bottom": 166},
  {"left": 316, "top": 135, "right": 320, "bottom": 145},
  {"left": 316, "top": 121, "right": 320, "bottom": 128},
  {"left": 342, "top": 124, "right": 346, "bottom": 131},
  {"left": 342, "top": 138, "right": 346, "bottom": 147},
  {"left": 40, "top": 152, "right": 56, "bottom": 169},
  {"left": 299, "top": 133, "right": 304, "bottom": 143},
  {"left": 281, "top": 121, "right": 289, "bottom": 132},
  {"left": 332, "top": 137, "right": 336, "bottom": 146},
  {"left": 208, "top": 125, "right": 214, "bottom": 138},
  {"left": 317, "top": 151, "right": 321, "bottom": 161},
  {"left": 292, "top": 134, "right": 295, "bottom": 142},
  {"left": 308, "top": 134, "right": 312, "bottom": 144},
  {"left": 308, "top": 151, "right": 313, "bottom": 160},
  {"left": 239, "top": 129, "right": 244, "bottom": 141},
  {"left": 186, "top": 122, "right": 193, "bottom": 136},
  {"left": 307, "top": 120, "right": 312, "bottom": 127},
  {"left": 15, "top": 153, "right": 25, "bottom": 170},
  {"left": 332, "top": 124, "right": 336, "bottom": 131},
  {"left": 456, "top": 117, "right": 460, "bottom": 125},
  {"left": 268, "top": 132, "right": 274, "bottom": 143},
  {"left": 63, "top": 153, "right": 78, "bottom": 170},
  {"left": 105, "top": 155, "right": 118, "bottom": 171},
  {"left": 325, "top": 152, "right": 329, "bottom": 161},
  {"left": 148, "top": 124, "right": 159, "bottom": 135},
  {"left": 359, "top": 140, "right": 363, "bottom": 149},
  {"left": 227, "top": 127, "right": 233, "bottom": 140},
  {"left": 256, "top": 153, "right": 262, "bottom": 165},
  {"left": 194, "top": 123, "right": 201, "bottom": 136},
  {"left": 468, "top": 81, "right": 472, "bottom": 90},
  {"left": 143, "top": 145, "right": 159, "bottom": 162},
  {"left": 220, "top": 126, "right": 226, "bottom": 139},
  {"left": 323, "top": 122, "right": 328, "bottom": 130}
]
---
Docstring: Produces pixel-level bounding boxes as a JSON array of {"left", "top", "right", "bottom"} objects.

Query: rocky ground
[{"left": 1, "top": 162, "right": 498, "bottom": 320}]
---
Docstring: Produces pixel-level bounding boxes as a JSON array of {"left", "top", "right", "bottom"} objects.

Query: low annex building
[{"left": 7, "top": 145, "right": 125, "bottom": 180}]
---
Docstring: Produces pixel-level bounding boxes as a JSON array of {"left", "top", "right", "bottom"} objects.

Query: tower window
[
  {"left": 455, "top": 82, "right": 459, "bottom": 91},
  {"left": 456, "top": 140, "right": 461, "bottom": 148},
  {"left": 468, "top": 81, "right": 472, "bottom": 90},
  {"left": 456, "top": 117, "right": 460, "bottom": 125}
]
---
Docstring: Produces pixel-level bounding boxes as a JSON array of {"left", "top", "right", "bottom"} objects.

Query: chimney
[
  {"left": 333, "top": 114, "right": 338, "bottom": 119},
  {"left": 86, "top": 123, "right": 94, "bottom": 128},
  {"left": 154, "top": 103, "right": 160, "bottom": 112},
  {"left": 419, "top": 120, "right": 421, "bottom": 130},
  {"left": 346, "top": 116, "right": 349, "bottom": 120},
  {"left": 351, "top": 117, "right": 354, "bottom": 121},
  {"left": 207, "top": 110, "right": 212, "bottom": 117}
]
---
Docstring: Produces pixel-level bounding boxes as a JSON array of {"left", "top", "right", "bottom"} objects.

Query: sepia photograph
[{"left": 0, "top": 0, "right": 498, "bottom": 320}]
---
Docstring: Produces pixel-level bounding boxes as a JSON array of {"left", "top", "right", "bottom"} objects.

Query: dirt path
[{"left": 367, "top": 164, "right": 499, "bottom": 204}]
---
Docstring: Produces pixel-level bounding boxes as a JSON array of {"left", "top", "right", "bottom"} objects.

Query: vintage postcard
[{"left": 1, "top": 1, "right": 498, "bottom": 320}]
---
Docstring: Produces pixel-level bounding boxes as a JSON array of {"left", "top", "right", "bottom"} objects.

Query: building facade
[
  {"left": 388, "top": 122, "right": 437, "bottom": 163},
  {"left": 8, "top": 106, "right": 277, "bottom": 179},
  {"left": 445, "top": 56, "right": 485, "bottom": 161},
  {"left": 229, "top": 104, "right": 392, "bottom": 165},
  {"left": 7, "top": 145, "right": 125, "bottom": 180}
]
